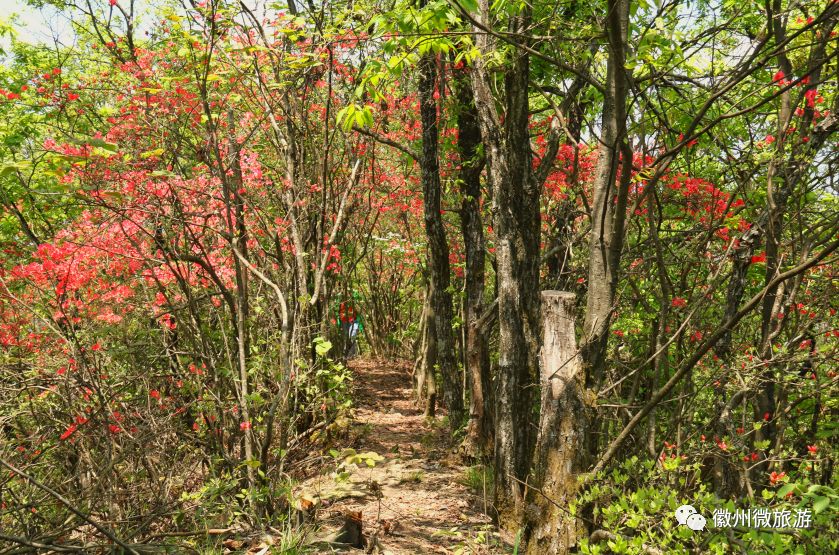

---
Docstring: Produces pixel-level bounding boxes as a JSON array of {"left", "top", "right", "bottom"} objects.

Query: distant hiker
[{"left": 337, "top": 294, "right": 363, "bottom": 359}]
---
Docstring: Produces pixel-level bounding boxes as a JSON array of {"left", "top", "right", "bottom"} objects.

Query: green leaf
[
  {"left": 315, "top": 340, "right": 333, "bottom": 356},
  {"left": 360, "top": 106, "right": 374, "bottom": 128},
  {"left": 336, "top": 104, "right": 356, "bottom": 132},
  {"left": 141, "top": 148, "right": 165, "bottom": 159},
  {"left": 459, "top": 0, "right": 478, "bottom": 12},
  {"left": 777, "top": 483, "right": 796, "bottom": 498},
  {"left": 0, "top": 161, "right": 30, "bottom": 179},
  {"left": 812, "top": 496, "right": 829, "bottom": 514},
  {"left": 87, "top": 138, "right": 119, "bottom": 152},
  {"left": 150, "top": 170, "right": 179, "bottom": 178}
]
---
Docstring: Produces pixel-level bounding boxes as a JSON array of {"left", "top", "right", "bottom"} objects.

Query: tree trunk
[
  {"left": 470, "top": 0, "right": 541, "bottom": 525},
  {"left": 416, "top": 292, "right": 438, "bottom": 417},
  {"left": 750, "top": 1, "right": 832, "bottom": 487},
  {"left": 581, "top": 0, "right": 632, "bottom": 398},
  {"left": 223, "top": 111, "right": 255, "bottom": 494},
  {"left": 418, "top": 44, "right": 463, "bottom": 427},
  {"left": 524, "top": 292, "right": 588, "bottom": 554},
  {"left": 454, "top": 69, "right": 491, "bottom": 457}
]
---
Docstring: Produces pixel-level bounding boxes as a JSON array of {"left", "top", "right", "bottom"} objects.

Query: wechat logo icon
[{"left": 675, "top": 505, "right": 706, "bottom": 531}]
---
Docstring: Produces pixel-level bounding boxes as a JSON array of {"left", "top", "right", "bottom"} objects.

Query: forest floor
[{"left": 294, "top": 358, "right": 510, "bottom": 554}]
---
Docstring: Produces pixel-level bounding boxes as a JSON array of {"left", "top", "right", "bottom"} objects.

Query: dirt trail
[{"left": 296, "top": 359, "right": 507, "bottom": 554}]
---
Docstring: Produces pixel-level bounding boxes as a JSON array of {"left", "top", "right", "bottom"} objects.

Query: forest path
[{"left": 296, "top": 358, "right": 507, "bottom": 554}]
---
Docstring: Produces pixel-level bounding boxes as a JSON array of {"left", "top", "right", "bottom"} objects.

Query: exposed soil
[{"left": 295, "top": 359, "right": 508, "bottom": 554}]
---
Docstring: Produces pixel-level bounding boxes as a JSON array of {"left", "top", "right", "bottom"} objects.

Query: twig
[
  {"left": 588, "top": 234, "right": 839, "bottom": 478},
  {"left": 0, "top": 533, "right": 80, "bottom": 553},
  {"left": 351, "top": 125, "right": 419, "bottom": 160},
  {"left": 0, "top": 457, "right": 139, "bottom": 555}
]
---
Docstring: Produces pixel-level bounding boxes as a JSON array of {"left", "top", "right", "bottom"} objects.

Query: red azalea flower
[{"left": 59, "top": 424, "right": 78, "bottom": 441}]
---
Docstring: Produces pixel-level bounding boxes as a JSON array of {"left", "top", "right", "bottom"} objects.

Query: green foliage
[
  {"left": 310, "top": 336, "right": 353, "bottom": 410},
  {"left": 336, "top": 103, "right": 374, "bottom": 131},
  {"left": 336, "top": 447, "right": 385, "bottom": 468},
  {"left": 461, "top": 464, "right": 494, "bottom": 494},
  {"left": 578, "top": 456, "right": 839, "bottom": 554}
]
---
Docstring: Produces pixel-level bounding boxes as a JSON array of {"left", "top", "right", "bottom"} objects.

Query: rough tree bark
[
  {"left": 418, "top": 44, "right": 464, "bottom": 426},
  {"left": 470, "top": 0, "right": 541, "bottom": 525},
  {"left": 524, "top": 292, "right": 589, "bottom": 554},
  {"left": 753, "top": 0, "right": 796, "bottom": 467},
  {"left": 454, "top": 69, "right": 491, "bottom": 457},
  {"left": 415, "top": 290, "right": 438, "bottom": 417}
]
